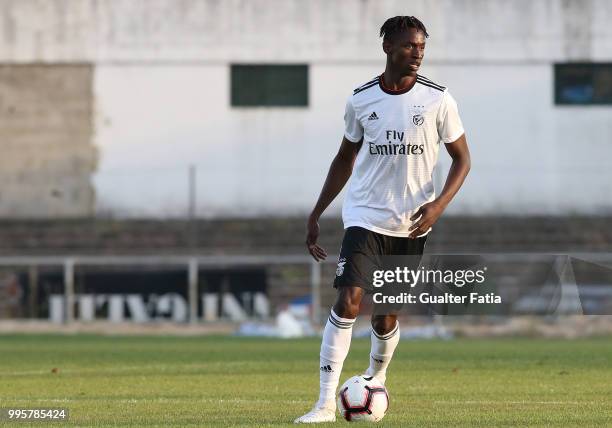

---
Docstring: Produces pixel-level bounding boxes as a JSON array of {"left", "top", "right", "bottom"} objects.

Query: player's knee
[
  {"left": 333, "top": 287, "right": 363, "bottom": 319},
  {"left": 371, "top": 315, "right": 397, "bottom": 335}
]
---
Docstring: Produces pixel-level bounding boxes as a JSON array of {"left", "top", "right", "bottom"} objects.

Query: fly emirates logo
[{"left": 369, "top": 130, "right": 424, "bottom": 156}]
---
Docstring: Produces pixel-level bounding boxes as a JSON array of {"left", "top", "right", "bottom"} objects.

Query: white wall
[
  {"left": 93, "top": 62, "right": 612, "bottom": 216},
  {"left": 93, "top": 64, "right": 358, "bottom": 217},
  {"left": 3, "top": 0, "right": 612, "bottom": 216}
]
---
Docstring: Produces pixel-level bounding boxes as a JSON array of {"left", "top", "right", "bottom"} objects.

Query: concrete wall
[
  {"left": 1, "top": 0, "right": 611, "bottom": 217},
  {"left": 2, "top": 0, "right": 611, "bottom": 63},
  {"left": 0, "top": 64, "right": 96, "bottom": 217}
]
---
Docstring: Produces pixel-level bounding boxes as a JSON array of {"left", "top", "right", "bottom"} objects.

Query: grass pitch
[{"left": 0, "top": 334, "right": 611, "bottom": 427}]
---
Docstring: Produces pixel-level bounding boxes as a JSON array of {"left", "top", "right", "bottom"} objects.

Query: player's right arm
[{"left": 306, "top": 137, "right": 362, "bottom": 261}]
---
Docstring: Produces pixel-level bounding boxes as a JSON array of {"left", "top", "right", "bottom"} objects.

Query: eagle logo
[{"left": 336, "top": 258, "right": 347, "bottom": 277}]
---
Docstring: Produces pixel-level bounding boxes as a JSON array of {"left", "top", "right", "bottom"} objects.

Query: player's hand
[
  {"left": 306, "top": 215, "right": 328, "bottom": 262},
  {"left": 408, "top": 201, "right": 445, "bottom": 239}
]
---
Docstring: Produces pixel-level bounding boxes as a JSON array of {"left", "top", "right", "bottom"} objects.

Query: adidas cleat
[{"left": 294, "top": 405, "right": 336, "bottom": 424}]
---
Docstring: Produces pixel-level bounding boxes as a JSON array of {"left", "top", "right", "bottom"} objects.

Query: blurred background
[{"left": 1, "top": 0, "right": 611, "bottom": 336}]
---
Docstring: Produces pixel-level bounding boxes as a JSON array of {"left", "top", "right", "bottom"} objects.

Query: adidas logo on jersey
[
  {"left": 320, "top": 364, "right": 333, "bottom": 373},
  {"left": 368, "top": 112, "right": 379, "bottom": 120}
]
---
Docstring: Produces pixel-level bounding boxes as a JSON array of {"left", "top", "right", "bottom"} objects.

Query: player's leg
[
  {"left": 318, "top": 286, "right": 363, "bottom": 406},
  {"left": 365, "top": 313, "right": 400, "bottom": 385},
  {"left": 363, "top": 235, "right": 428, "bottom": 385},
  {"left": 294, "top": 286, "right": 364, "bottom": 424},
  {"left": 295, "top": 227, "right": 378, "bottom": 424}
]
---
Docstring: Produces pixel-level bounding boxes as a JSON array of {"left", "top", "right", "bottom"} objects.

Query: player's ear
[{"left": 382, "top": 40, "right": 392, "bottom": 55}]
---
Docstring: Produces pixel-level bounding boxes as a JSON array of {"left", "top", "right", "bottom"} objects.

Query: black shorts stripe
[
  {"left": 353, "top": 81, "right": 378, "bottom": 95},
  {"left": 416, "top": 79, "right": 445, "bottom": 92},
  {"left": 333, "top": 227, "right": 427, "bottom": 292}
]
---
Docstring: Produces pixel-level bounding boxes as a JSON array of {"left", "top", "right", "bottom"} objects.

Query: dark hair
[{"left": 379, "top": 16, "right": 429, "bottom": 41}]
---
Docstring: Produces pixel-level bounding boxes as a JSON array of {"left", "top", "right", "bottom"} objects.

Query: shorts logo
[
  {"left": 413, "top": 114, "right": 424, "bottom": 126},
  {"left": 336, "top": 258, "right": 347, "bottom": 277}
]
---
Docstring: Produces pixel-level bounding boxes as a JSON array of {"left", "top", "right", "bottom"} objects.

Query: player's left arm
[{"left": 408, "top": 134, "right": 471, "bottom": 238}]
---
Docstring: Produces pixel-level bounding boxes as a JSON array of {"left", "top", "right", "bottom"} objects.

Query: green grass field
[{"left": 0, "top": 335, "right": 611, "bottom": 427}]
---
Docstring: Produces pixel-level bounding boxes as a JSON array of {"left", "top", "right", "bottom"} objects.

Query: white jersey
[{"left": 342, "top": 74, "right": 465, "bottom": 237}]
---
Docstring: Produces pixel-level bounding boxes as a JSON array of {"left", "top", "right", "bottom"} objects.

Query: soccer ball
[{"left": 337, "top": 375, "right": 389, "bottom": 422}]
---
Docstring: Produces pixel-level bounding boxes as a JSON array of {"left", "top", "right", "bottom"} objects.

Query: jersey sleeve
[
  {"left": 344, "top": 96, "right": 364, "bottom": 143},
  {"left": 436, "top": 90, "right": 465, "bottom": 144}
]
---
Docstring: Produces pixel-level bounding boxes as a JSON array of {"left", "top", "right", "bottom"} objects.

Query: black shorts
[{"left": 333, "top": 226, "right": 427, "bottom": 292}]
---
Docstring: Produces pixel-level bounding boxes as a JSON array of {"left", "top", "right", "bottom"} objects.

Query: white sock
[
  {"left": 316, "top": 309, "right": 355, "bottom": 408},
  {"left": 365, "top": 322, "right": 400, "bottom": 385}
]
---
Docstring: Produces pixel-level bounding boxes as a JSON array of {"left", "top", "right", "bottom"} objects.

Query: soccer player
[{"left": 295, "top": 16, "right": 471, "bottom": 423}]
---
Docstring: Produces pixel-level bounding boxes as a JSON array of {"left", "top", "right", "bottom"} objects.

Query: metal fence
[
  {"left": 2, "top": 253, "right": 612, "bottom": 324},
  {"left": 0, "top": 254, "right": 325, "bottom": 324}
]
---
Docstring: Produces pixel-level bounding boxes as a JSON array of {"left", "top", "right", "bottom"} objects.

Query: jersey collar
[{"left": 378, "top": 74, "right": 417, "bottom": 95}]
